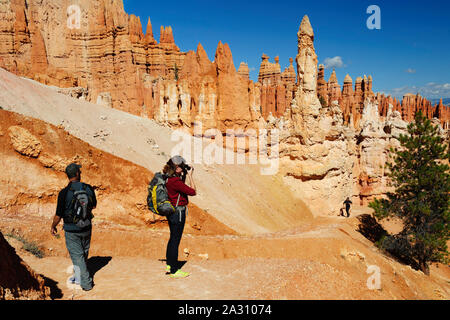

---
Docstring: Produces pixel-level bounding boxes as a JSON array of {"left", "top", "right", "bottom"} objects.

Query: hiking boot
[
  {"left": 165, "top": 265, "right": 171, "bottom": 274},
  {"left": 170, "top": 270, "right": 190, "bottom": 279}
]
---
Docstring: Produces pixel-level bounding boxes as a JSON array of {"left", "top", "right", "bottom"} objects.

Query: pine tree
[{"left": 369, "top": 111, "right": 450, "bottom": 275}]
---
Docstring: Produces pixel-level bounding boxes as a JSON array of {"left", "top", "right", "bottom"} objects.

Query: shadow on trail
[
  {"left": 356, "top": 214, "right": 422, "bottom": 273},
  {"left": 39, "top": 257, "right": 111, "bottom": 300},
  {"left": 357, "top": 214, "right": 388, "bottom": 243},
  {"left": 87, "top": 256, "right": 112, "bottom": 278},
  {"left": 41, "top": 275, "right": 63, "bottom": 300}
]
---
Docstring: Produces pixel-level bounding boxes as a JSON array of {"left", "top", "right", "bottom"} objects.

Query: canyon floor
[{"left": 1, "top": 209, "right": 449, "bottom": 300}]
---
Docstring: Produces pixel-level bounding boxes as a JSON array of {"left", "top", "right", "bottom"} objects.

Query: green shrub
[{"left": 5, "top": 232, "right": 45, "bottom": 259}]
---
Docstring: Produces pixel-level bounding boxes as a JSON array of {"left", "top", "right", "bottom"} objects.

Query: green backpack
[{"left": 147, "top": 173, "right": 179, "bottom": 217}]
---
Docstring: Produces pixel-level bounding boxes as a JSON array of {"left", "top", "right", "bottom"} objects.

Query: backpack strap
[
  {"left": 176, "top": 194, "right": 182, "bottom": 222},
  {"left": 176, "top": 194, "right": 181, "bottom": 207},
  {"left": 151, "top": 185, "right": 160, "bottom": 214}
]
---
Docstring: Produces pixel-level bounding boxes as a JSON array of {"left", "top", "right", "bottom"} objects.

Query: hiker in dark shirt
[
  {"left": 343, "top": 197, "right": 352, "bottom": 218},
  {"left": 50, "top": 163, "right": 97, "bottom": 291},
  {"left": 163, "top": 156, "right": 196, "bottom": 278}
]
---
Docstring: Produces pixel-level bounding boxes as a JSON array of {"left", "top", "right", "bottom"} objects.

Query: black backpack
[{"left": 66, "top": 183, "right": 93, "bottom": 228}]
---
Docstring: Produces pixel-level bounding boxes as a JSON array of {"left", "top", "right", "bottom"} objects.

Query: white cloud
[
  {"left": 405, "top": 68, "right": 416, "bottom": 74},
  {"left": 323, "top": 56, "right": 344, "bottom": 69},
  {"left": 387, "top": 82, "right": 450, "bottom": 99}
]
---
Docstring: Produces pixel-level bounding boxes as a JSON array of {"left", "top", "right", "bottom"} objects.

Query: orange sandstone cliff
[{"left": 0, "top": 0, "right": 449, "bottom": 216}]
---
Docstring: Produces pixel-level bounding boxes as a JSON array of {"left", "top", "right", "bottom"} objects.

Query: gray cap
[
  {"left": 171, "top": 156, "right": 187, "bottom": 166},
  {"left": 65, "top": 163, "right": 82, "bottom": 178}
]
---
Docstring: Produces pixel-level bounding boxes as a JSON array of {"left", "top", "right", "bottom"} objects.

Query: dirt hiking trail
[{"left": 2, "top": 209, "right": 449, "bottom": 300}]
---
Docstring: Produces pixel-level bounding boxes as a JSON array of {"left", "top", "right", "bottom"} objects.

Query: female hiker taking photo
[{"left": 163, "top": 156, "right": 197, "bottom": 278}]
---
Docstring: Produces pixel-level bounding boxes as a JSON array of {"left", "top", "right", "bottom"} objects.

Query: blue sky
[{"left": 123, "top": 0, "right": 450, "bottom": 100}]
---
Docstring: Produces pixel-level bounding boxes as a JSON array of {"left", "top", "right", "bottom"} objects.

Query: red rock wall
[
  {"left": 317, "top": 70, "right": 449, "bottom": 129},
  {"left": 0, "top": 0, "right": 448, "bottom": 131},
  {"left": 258, "top": 55, "right": 296, "bottom": 119},
  {"left": 0, "top": 0, "right": 184, "bottom": 115}
]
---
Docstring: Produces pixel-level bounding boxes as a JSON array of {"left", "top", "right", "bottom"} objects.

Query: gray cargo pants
[{"left": 65, "top": 230, "right": 93, "bottom": 290}]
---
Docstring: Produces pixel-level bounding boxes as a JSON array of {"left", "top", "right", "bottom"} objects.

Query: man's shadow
[
  {"left": 87, "top": 256, "right": 112, "bottom": 279},
  {"left": 39, "top": 257, "right": 111, "bottom": 300}
]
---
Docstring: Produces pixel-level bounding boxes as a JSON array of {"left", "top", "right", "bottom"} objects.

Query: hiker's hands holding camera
[
  {"left": 187, "top": 166, "right": 196, "bottom": 192},
  {"left": 188, "top": 166, "right": 195, "bottom": 180}
]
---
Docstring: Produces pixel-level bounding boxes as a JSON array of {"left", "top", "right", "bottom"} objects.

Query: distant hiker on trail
[
  {"left": 343, "top": 197, "right": 352, "bottom": 218},
  {"left": 50, "top": 163, "right": 97, "bottom": 291},
  {"left": 162, "top": 156, "right": 196, "bottom": 278}
]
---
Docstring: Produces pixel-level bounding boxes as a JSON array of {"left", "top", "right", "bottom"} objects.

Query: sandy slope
[
  {"left": 0, "top": 67, "right": 312, "bottom": 235},
  {"left": 0, "top": 109, "right": 235, "bottom": 236}
]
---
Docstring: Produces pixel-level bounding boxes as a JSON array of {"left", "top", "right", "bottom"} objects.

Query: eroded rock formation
[
  {"left": 237, "top": 62, "right": 250, "bottom": 80},
  {"left": 318, "top": 71, "right": 449, "bottom": 130},
  {"left": 257, "top": 54, "right": 296, "bottom": 119},
  {"left": 273, "top": 16, "right": 356, "bottom": 215},
  {"left": 0, "top": 0, "right": 185, "bottom": 116},
  {"left": 0, "top": 0, "right": 448, "bottom": 216},
  {"left": 1, "top": 0, "right": 447, "bottom": 130}
]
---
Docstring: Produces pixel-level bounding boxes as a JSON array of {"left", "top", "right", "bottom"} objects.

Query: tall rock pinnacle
[
  {"left": 295, "top": 15, "right": 320, "bottom": 108},
  {"left": 145, "top": 18, "right": 157, "bottom": 44},
  {"left": 298, "top": 14, "right": 314, "bottom": 39}
]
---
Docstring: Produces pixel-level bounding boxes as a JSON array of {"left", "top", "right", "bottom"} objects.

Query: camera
[
  {"left": 180, "top": 163, "right": 192, "bottom": 172},
  {"left": 179, "top": 162, "right": 192, "bottom": 182}
]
